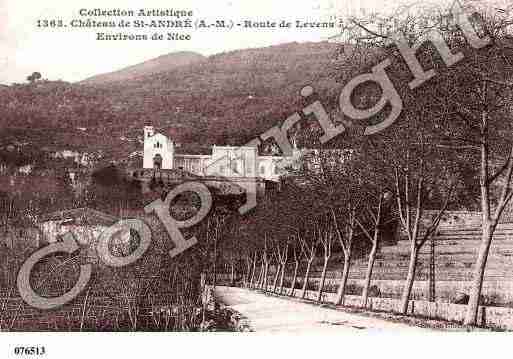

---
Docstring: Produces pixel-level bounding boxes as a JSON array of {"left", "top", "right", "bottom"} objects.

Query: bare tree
[
  {"left": 261, "top": 235, "right": 271, "bottom": 292},
  {"left": 290, "top": 148, "right": 366, "bottom": 305},
  {"left": 298, "top": 229, "right": 318, "bottom": 299},
  {"left": 331, "top": 205, "right": 358, "bottom": 305},
  {"left": 288, "top": 240, "right": 300, "bottom": 296},
  {"left": 355, "top": 190, "right": 387, "bottom": 307},
  {"left": 270, "top": 243, "right": 280, "bottom": 293},
  {"left": 275, "top": 239, "right": 289, "bottom": 295},
  {"left": 331, "top": 0, "right": 511, "bottom": 319},
  {"left": 316, "top": 218, "right": 334, "bottom": 302}
]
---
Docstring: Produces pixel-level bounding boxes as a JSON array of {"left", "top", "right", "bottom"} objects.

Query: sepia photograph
[{"left": 1, "top": 0, "right": 513, "bottom": 357}]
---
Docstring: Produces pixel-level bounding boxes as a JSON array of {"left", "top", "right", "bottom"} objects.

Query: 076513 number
[{"left": 14, "top": 346, "right": 46, "bottom": 356}]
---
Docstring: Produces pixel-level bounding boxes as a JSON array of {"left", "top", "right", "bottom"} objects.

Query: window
[
  {"left": 260, "top": 166, "right": 265, "bottom": 175},
  {"left": 220, "top": 165, "right": 225, "bottom": 174},
  {"left": 154, "top": 142, "right": 162, "bottom": 149},
  {"left": 274, "top": 166, "right": 279, "bottom": 175}
]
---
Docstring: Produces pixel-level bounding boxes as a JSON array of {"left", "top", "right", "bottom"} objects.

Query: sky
[{"left": 1, "top": 0, "right": 442, "bottom": 84}]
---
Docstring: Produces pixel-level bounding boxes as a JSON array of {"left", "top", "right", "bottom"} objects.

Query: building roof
[{"left": 39, "top": 207, "right": 118, "bottom": 226}]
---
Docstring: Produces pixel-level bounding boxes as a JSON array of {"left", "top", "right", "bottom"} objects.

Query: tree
[
  {"left": 256, "top": 251, "right": 266, "bottom": 290},
  {"left": 331, "top": 204, "right": 358, "bottom": 305},
  {"left": 351, "top": 86, "right": 457, "bottom": 315},
  {"left": 238, "top": 185, "right": 312, "bottom": 295},
  {"left": 245, "top": 251, "right": 258, "bottom": 288},
  {"left": 297, "top": 227, "right": 318, "bottom": 299},
  {"left": 27, "top": 72, "right": 42, "bottom": 83},
  {"left": 220, "top": 236, "right": 240, "bottom": 286},
  {"left": 316, "top": 216, "right": 334, "bottom": 302},
  {"left": 270, "top": 241, "right": 280, "bottom": 293},
  {"left": 291, "top": 148, "right": 365, "bottom": 305},
  {"left": 355, "top": 188, "right": 392, "bottom": 307},
  {"left": 328, "top": 144, "right": 396, "bottom": 307},
  {"left": 274, "top": 238, "right": 289, "bottom": 295},
  {"left": 393, "top": 138, "right": 455, "bottom": 314},
  {"left": 332, "top": 0, "right": 512, "bottom": 320},
  {"left": 288, "top": 240, "right": 300, "bottom": 296},
  {"left": 205, "top": 211, "right": 230, "bottom": 289},
  {"left": 261, "top": 235, "right": 271, "bottom": 292},
  {"left": 453, "top": 32, "right": 513, "bottom": 325}
]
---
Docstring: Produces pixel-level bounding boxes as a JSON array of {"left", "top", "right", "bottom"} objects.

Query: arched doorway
[{"left": 153, "top": 154, "right": 163, "bottom": 169}]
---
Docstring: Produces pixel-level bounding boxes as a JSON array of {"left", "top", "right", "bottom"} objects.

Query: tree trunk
[
  {"left": 257, "top": 262, "right": 265, "bottom": 289},
  {"left": 301, "top": 260, "right": 313, "bottom": 299},
  {"left": 272, "top": 264, "right": 280, "bottom": 293},
  {"left": 465, "top": 223, "right": 494, "bottom": 325},
  {"left": 278, "top": 263, "right": 286, "bottom": 295},
  {"left": 213, "top": 239, "right": 217, "bottom": 290},
  {"left": 362, "top": 239, "right": 379, "bottom": 308},
  {"left": 253, "top": 265, "right": 259, "bottom": 289},
  {"left": 290, "top": 261, "right": 299, "bottom": 297},
  {"left": 249, "top": 259, "right": 257, "bottom": 289},
  {"left": 245, "top": 263, "right": 251, "bottom": 288},
  {"left": 335, "top": 254, "right": 351, "bottom": 305},
  {"left": 243, "top": 260, "right": 251, "bottom": 288},
  {"left": 400, "top": 244, "right": 419, "bottom": 314},
  {"left": 317, "top": 257, "right": 329, "bottom": 303},
  {"left": 230, "top": 263, "right": 235, "bottom": 286},
  {"left": 464, "top": 107, "right": 495, "bottom": 326},
  {"left": 263, "top": 261, "right": 269, "bottom": 292}
]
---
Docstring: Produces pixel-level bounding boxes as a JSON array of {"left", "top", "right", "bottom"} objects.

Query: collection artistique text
[{"left": 79, "top": 8, "right": 193, "bottom": 18}]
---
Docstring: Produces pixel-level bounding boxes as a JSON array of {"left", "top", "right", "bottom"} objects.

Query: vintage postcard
[{"left": 0, "top": 0, "right": 512, "bottom": 357}]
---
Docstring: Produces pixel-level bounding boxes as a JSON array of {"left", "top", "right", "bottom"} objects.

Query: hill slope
[
  {"left": 0, "top": 42, "right": 342, "bottom": 160},
  {"left": 80, "top": 51, "right": 206, "bottom": 85}
]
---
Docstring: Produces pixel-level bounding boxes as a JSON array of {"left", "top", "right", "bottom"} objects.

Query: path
[{"left": 215, "top": 286, "right": 430, "bottom": 332}]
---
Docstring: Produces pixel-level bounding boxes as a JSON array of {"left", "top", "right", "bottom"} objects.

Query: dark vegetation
[{"left": 0, "top": 42, "right": 343, "bottom": 161}]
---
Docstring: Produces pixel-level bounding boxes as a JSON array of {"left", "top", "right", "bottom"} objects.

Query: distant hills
[
  {"left": 0, "top": 42, "right": 343, "bottom": 162},
  {"left": 80, "top": 51, "right": 206, "bottom": 85}
]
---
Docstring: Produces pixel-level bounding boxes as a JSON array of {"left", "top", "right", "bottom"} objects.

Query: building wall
[
  {"left": 141, "top": 127, "right": 295, "bottom": 181},
  {"left": 143, "top": 126, "right": 174, "bottom": 170},
  {"left": 206, "top": 146, "right": 258, "bottom": 177},
  {"left": 174, "top": 155, "right": 210, "bottom": 175}
]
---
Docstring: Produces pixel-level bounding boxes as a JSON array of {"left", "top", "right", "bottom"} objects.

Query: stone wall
[{"left": 341, "top": 222, "right": 513, "bottom": 304}]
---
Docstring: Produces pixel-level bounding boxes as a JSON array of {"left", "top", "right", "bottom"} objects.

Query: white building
[
  {"left": 143, "top": 126, "right": 175, "bottom": 170},
  {"left": 37, "top": 208, "right": 122, "bottom": 262},
  {"left": 142, "top": 126, "right": 299, "bottom": 181}
]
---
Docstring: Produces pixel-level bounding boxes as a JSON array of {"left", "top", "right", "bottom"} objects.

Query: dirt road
[{"left": 215, "top": 286, "right": 430, "bottom": 332}]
